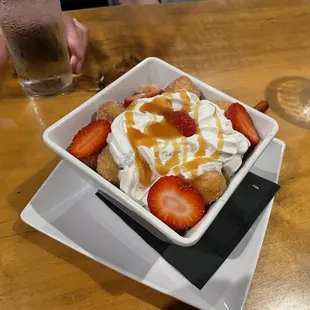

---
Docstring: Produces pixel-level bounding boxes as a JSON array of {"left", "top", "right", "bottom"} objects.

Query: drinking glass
[{"left": 0, "top": 0, "right": 72, "bottom": 96}]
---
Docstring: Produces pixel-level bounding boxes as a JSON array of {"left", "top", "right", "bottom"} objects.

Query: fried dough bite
[
  {"left": 91, "top": 111, "right": 97, "bottom": 122},
  {"left": 165, "top": 76, "right": 203, "bottom": 99},
  {"left": 80, "top": 152, "right": 100, "bottom": 170},
  {"left": 190, "top": 170, "right": 227, "bottom": 205},
  {"left": 212, "top": 100, "right": 232, "bottom": 112},
  {"left": 222, "top": 169, "right": 231, "bottom": 184},
  {"left": 97, "top": 147, "right": 119, "bottom": 185},
  {"left": 96, "top": 101, "right": 125, "bottom": 123},
  {"left": 136, "top": 84, "right": 161, "bottom": 94}
]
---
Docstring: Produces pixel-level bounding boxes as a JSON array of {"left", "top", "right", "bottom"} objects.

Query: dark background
[{"left": 60, "top": 0, "right": 109, "bottom": 10}]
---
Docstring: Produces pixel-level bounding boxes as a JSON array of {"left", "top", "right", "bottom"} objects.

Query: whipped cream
[{"left": 107, "top": 91, "right": 250, "bottom": 205}]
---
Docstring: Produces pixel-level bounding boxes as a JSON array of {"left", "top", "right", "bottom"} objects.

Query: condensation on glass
[{"left": 0, "top": 0, "right": 72, "bottom": 96}]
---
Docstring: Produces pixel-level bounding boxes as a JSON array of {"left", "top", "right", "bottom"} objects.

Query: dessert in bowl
[
  {"left": 43, "top": 57, "right": 278, "bottom": 246},
  {"left": 68, "top": 76, "right": 260, "bottom": 232}
]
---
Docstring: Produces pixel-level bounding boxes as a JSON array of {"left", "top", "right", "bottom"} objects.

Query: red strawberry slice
[
  {"left": 69, "top": 120, "right": 111, "bottom": 159},
  {"left": 148, "top": 176, "right": 205, "bottom": 231},
  {"left": 124, "top": 89, "right": 163, "bottom": 107},
  {"left": 165, "top": 110, "right": 197, "bottom": 137},
  {"left": 226, "top": 103, "right": 261, "bottom": 146}
]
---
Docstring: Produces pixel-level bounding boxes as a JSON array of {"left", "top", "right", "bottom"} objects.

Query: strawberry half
[
  {"left": 124, "top": 89, "right": 163, "bottom": 107},
  {"left": 226, "top": 103, "right": 261, "bottom": 146},
  {"left": 165, "top": 110, "right": 197, "bottom": 137},
  {"left": 69, "top": 120, "right": 111, "bottom": 159},
  {"left": 148, "top": 176, "right": 205, "bottom": 231}
]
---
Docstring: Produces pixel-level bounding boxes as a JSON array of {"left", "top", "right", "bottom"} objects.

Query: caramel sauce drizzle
[
  {"left": 179, "top": 90, "right": 191, "bottom": 113},
  {"left": 125, "top": 92, "right": 224, "bottom": 187}
]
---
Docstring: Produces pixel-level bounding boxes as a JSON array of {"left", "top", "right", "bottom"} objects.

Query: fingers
[
  {"left": 63, "top": 14, "right": 88, "bottom": 75},
  {"left": 0, "top": 27, "right": 9, "bottom": 66},
  {"left": 73, "top": 18, "right": 88, "bottom": 74}
]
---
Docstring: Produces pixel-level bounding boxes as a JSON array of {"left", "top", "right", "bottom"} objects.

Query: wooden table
[{"left": 1, "top": 0, "right": 310, "bottom": 309}]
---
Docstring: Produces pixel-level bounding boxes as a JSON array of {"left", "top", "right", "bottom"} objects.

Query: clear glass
[{"left": 0, "top": 0, "right": 72, "bottom": 97}]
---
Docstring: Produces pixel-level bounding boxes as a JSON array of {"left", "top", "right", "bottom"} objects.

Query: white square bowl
[{"left": 43, "top": 57, "right": 278, "bottom": 247}]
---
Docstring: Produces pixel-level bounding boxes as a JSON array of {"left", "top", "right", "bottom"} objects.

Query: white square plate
[
  {"left": 21, "top": 138, "right": 285, "bottom": 310},
  {"left": 43, "top": 57, "right": 279, "bottom": 246}
]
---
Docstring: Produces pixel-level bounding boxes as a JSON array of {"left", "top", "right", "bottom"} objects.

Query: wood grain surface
[{"left": 1, "top": 0, "right": 310, "bottom": 309}]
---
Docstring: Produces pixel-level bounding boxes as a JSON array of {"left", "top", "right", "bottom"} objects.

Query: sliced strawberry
[
  {"left": 124, "top": 89, "right": 163, "bottom": 107},
  {"left": 69, "top": 120, "right": 111, "bottom": 159},
  {"left": 165, "top": 110, "right": 197, "bottom": 137},
  {"left": 148, "top": 176, "right": 205, "bottom": 231},
  {"left": 226, "top": 103, "right": 261, "bottom": 146}
]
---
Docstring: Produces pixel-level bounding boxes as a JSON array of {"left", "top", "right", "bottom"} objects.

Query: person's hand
[
  {"left": 0, "top": 15, "right": 88, "bottom": 75},
  {"left": 0, "top": 27, "right": 9, "bottom": 66},
  {"left": 63, "top": 14, "right": 88, "bottom": 75}
]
